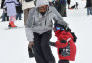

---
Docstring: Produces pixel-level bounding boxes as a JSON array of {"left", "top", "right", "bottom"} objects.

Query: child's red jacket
[{"left": 55, "top": 30, "right": 76, "bottom": 61}]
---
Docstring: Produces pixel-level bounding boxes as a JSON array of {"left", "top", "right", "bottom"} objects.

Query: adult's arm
[
  {"left": 51, "top": 6, "right": 68, "bottom": 27},
  {"left": 25, "top": 8, "right": 35, "bottom": 42}
]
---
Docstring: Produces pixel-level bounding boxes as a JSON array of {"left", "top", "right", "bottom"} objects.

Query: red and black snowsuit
[
  {"left": 55, "top": 30, "right": 76, "bottom": 61},
  {"left": 49, "top": 29, "right": 76, "bottom": 63}
]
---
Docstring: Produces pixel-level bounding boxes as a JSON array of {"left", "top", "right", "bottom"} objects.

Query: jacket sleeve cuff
[{"left": 25, "top": 28, "right": 34, "bottom": 42}]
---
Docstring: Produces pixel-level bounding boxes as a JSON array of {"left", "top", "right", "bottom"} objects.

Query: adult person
[
  {"left": 25, "top": 0, "right": 69, "bottom": 63},
  {"left": 19, "top": 0, "right": 35, "bottom": 25},
  {"left": 86, "top": 0, "right": 92, "bottom": 15},
  {"left": 17, "top": 0, "right": 35, "bottom": 57}
]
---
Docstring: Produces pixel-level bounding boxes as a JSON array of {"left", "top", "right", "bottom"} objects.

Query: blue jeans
[
  {"left": 16, "top": 13, "right": 22, "bottom": 20},
  {"left": 87, "top": 7, "right": 92, "bottom": 15}
]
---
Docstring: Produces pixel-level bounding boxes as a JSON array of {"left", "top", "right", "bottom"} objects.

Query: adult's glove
[{"left": 28, "top": 47, "right": 34, "bottom": 58}]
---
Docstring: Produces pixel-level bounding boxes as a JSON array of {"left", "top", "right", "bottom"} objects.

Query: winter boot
[{"left": 8, "top": 21, "right": 17, "bottom": 27}]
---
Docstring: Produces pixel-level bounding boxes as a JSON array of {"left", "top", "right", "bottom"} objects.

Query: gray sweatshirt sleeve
[
  {"left": 25, "top": 28, "right": 34, "bottom": 42},
  {"left": 25, "top": 8, "right": 35, "bottom": 42},
  {"left": 51, "top": 6, "right": 68, "bottom": 27}
]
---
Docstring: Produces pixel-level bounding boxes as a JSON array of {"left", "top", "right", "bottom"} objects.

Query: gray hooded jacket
[{"left": 25, "top": 6, "right": 68, "bottom": 42}]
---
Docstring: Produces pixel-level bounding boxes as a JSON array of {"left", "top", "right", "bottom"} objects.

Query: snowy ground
[{"left": 0, "top": 0, "right": 92, "bottom": 63}]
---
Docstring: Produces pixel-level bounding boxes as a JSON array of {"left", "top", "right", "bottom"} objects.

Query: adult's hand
[{"left": 28, "top": 41, "right": 34, "bottom": 48}]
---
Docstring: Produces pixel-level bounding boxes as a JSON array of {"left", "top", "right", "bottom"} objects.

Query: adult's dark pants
[
  {"left": 58, "top": 60, "right": 69, "bottom": 63},
  {"left": 87, "top": 7, "right": 92, "bottom": 15},
  {"left": 16, "top": 13, "right": 22, "bottom": 20},
  {"left": 2, "top": 13, "right": 9, "bottom": 21},
  {"left": 33, "top": 31, "right": 55, "bottom": 63},
  {"left": 67, "top": 0, "right": 71, "bottom": 8}
]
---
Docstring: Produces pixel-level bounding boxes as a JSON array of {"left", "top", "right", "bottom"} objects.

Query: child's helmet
[{"left": 56, "top": 26, "right": 64, "bottom": 31}]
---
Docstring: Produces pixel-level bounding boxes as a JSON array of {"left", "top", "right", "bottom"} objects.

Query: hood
[{"left": 36, "top": 0, "right": 49, "bottom": 7}]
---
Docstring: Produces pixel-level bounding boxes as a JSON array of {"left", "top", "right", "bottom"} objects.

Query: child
[
  {"left": 49, "top": 24, "right": 77, "bottom": 63},
  {"left": 4, "top": 0, "right": 19, "bottom": 28}
]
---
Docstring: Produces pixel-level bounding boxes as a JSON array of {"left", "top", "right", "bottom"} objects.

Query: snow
[{"left": 0, "top": 0, "right": 92, "bottom": 63}]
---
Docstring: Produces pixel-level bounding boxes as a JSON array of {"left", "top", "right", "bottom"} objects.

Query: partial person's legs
[
  {"left": 87, "top": 7, "right": 90, "bottom": 15},
  {"left": 2, "top": 13, "right": 5, "bottom": 21},
  {"left": 60, "top": 4, "right": 67, "bottom": 17},
  {"left": 63, "top": 4, "right": 67, "bottom": 17},
  {"left": 33, "top": 32, "right": 48, "bottom": 63},
  {"left": 7, "top": 16, "right": 9, "bottom": 21},
  {"left": 9, "top": 16, "right": 16, "bottom": 27},
  {"left": 89, "top": 7, "right": 92, "bottom": 15},
  {"left": 24, "top": 8, "right": 31, "bottom": 25},
  {"left": 16, "top": 13, "right": 18, "bottom": 20},
  {"left": 58, "top": 60, "right": 69, "bottom": 63},
  {"left": 67, "top": 0, "right": 70, "bottom": 9},
  {"left": 41, "top": 31, "right": 55, "bottom": 63},
  {"left": 19, "top": 13, "right": 22, "bottom": 20},
  {"left": 16, "top": 13, "right": 22, "bottom": 20},
  {"left": 5, "top": 13, "right": 7, "bottom": 21}
]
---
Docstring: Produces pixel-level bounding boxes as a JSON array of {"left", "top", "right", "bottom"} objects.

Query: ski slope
[{"left": 0, "top": 0, "right": 92, "bottom": 63}]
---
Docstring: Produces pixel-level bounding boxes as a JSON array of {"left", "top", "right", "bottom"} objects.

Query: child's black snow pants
[{"left": 33, "top": 30, "right": 55, "bottom": 63}]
